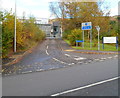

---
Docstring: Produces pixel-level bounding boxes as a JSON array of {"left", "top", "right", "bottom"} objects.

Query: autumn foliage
[{"left": 1, "top": 11, "right": 45, "bottom": 58}]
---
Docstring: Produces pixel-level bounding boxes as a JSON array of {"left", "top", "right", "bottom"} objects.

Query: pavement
[{"left": 2, "top": 38, "right": 118, "bottom": 77}]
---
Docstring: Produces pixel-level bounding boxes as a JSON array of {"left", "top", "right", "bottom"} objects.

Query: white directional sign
[
  {"left": 103, "top": 37, "right": 117, "bottom": 43},
  {"left": 95, "top": 26, "right": 100, "bottom": 32},
  {"left": 81, "top": 22, "right": 92, "bottom": 30}
]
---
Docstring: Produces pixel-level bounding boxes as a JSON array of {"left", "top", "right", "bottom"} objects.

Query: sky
[{"left": 0, "top": 0, "right": 119, "bottom": 20}]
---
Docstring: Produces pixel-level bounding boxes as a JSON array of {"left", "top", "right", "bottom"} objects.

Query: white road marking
[
  {"left": 78, "top": 62, "right": 83, "bottom": 64},
  {"left": 94, "top": 59, "right": 99, "bottom": 61},
  {"left": 52, "top": 58, "right": 67, "bottom": 64},
  {"left": 61, "top": 61, "right": 67, "bottom": 64},
  {"left": 50, "top": 68, "right": 54, "bottom": 70},
  {"left": 36, "top": 69, "right": 43, "bottom": 72},
  {"left": 71, "top": 63, "right": 75, "bottom": 65},
  {"left": 68, "top": 63, "right": 72, "bottom": 65},
  {"left": 46, "top": 46, "right": 48, "bottom": 49},
  {"left": 53, "top": 58, "right": 60, "bottom": 62},
  {"left": 114, "top": 55, "right": 118, "bottom": 58},
  {"left": 85, "top": 62, "right": 88, "bottom": 64},
  {"left": 88, "top": 60, "right": 92, "bottom": 63},
  {"left": 68, "top": 63, "right": 75, "bottom": 65},
  {"left": 46, "top": 50, "right": 49, "bottom": 55},
  {"left": 51, "top": 76, "right": 119, "bottom": 96},
  {"left": 108, "top": 57, "right": 112, "bottom": 59},
  {"left": 65, "top": 54, "right": 70, "bottom": 57},
  {"left": 99, "top": 60, "right": 104, "bottom": 62},
  {"left": 74, "top": 57, "right": 86, "bottom": 61},
  {"left": 100, "top": 58, "right": 106, "bottom": 60}
]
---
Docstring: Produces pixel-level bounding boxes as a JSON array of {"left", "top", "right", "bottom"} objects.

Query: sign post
[
  {"left": 95, "top": 26, "right": 100, "bottom": 51},
  {"left": 82, "top": 31, "right": 84, "bottom": 48},
  {"left": 90, "top": 30, "right": 92, "bottom": 49},
  {"left": 82, "top": 22, "right": 92, "bottom": 48},
  {"left": 76, "top": 40, "right": 84, "bottom": 47}
]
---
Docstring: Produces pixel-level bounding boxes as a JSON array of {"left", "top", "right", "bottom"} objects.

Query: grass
[{"left": 64, "top": 39, "right": 119, "bottom": 52}]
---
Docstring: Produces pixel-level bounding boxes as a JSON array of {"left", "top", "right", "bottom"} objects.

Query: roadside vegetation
[
  {"left": 64, "top": 40, "right": 118, "bottom": 51},
  {"left": 0, "top": 10, "right": 46, "bottom": 58},
  {"left": 50, "top": 1, "right": 119, "bottom": 51}
]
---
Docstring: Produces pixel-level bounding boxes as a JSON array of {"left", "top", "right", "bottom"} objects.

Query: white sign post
[
  {"left": 81, "top": 22, "right": 92, "bottom": 48},
  {"left": 95, "top": 26, "right": 100, "bottom": 51}
]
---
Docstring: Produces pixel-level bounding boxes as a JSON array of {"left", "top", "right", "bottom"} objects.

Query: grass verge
[{"left": 64, "top": 39, "right": 119, "bottom": 52}]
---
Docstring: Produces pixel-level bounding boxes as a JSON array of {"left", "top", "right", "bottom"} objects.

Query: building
[
  {"left": 37, "top": 19, "right": 62, "bottom": 38},
  {"left": 19, "top": 18, "right": 62, "bottom": 38}
]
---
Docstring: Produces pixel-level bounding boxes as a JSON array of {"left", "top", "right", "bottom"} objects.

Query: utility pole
[{"left": 14, "top": 0, "right": 16, "bottom": 52}]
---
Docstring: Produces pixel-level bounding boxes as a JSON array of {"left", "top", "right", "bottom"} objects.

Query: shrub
[
  {"left": 62, "top": 30, "right": 71, "bottom": 39},
  {"left": 34, "top": 30, "right": 46, "bottom": 42},
  {"left": 68, "top": 29, "right": 82, "bottom": 46}
]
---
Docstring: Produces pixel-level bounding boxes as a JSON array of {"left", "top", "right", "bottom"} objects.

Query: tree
[
  {"left": 2, "top": 11, "right": 15, "bottom": 57},
  {"left": 49, "top": 1, "right": 110, "bottom": 41},
  {"left": 2, "top": 10, "right": 45, "bottom": 58}
]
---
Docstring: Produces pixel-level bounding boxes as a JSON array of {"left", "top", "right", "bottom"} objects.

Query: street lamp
[
  {"left": 95, "top": 26, "right": 100, "bottom": 51},
  {"left": 14, "top": 0, "right": 17, "bottom": 52}
]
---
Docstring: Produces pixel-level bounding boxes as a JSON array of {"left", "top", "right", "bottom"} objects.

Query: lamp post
[{"left": 14, "top": 0, "right": 17, "bottom": 52}]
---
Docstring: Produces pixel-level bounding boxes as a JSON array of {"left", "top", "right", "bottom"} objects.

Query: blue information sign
[
  {"left": 76, "top": 40, "right": 84, "bottom": 43},
  {"left": 82, "top": 22, "right": 92, "bottom": 30}
]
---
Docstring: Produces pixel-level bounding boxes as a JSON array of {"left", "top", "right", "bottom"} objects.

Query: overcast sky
[{"left": 0, "top": 0, "right": 119, "bottom": 19}]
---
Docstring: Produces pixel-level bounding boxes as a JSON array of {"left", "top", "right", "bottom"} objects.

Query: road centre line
[
  {"left": 51, "top": 76, "right": 119, "bottom": 96},
  {"left": 46, "top": 50, "right": 49, "bottom": 55},
  {"left": 47, "top": 46, "right": 48, "bottom": 49}
]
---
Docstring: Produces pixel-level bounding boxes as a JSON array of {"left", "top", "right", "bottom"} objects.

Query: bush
[
  {"left": 62, "top": 30, "right": 71, "bottom": 39},
  {"left": 68, "top": 29, "right": 82, "bottom": 46},
  {"left": 34, "top": 31, "right": 46, "bottom": 42}
]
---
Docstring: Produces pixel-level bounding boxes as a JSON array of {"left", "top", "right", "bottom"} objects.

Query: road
[
  {"left": 2, "top": 39, "right": 118, "bottom": 76},
  {"left": 2, "top": 58, "right": 118, "bottom": 96},
  {"left": 60, "top": 79, "right": 118, "bottom": 96},
  {"left": 2, "top": 39, "right": 119, "bottom": 96}
]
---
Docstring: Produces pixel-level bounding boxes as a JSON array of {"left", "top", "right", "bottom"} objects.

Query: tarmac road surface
[{"left": 2, "top": 58, "right": 118, "bottom": 96}]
